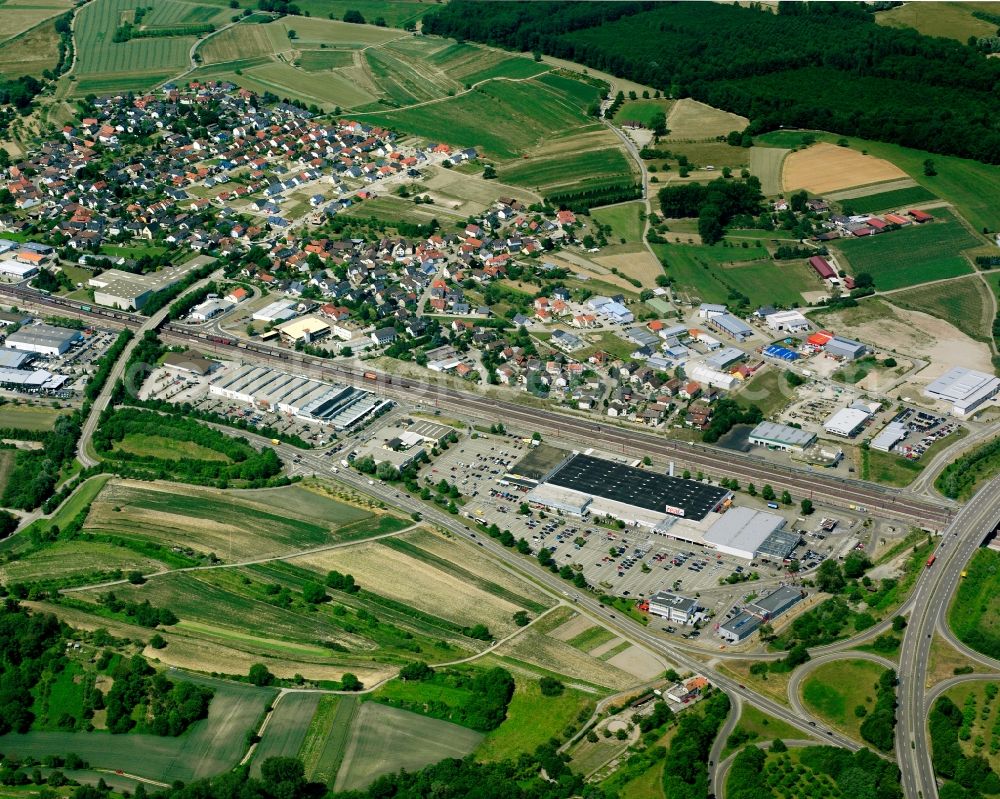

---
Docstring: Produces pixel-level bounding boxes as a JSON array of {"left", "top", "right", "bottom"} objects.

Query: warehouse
[
  {"left": 527, "top": 453, "right": 732, "bottom": 526},
  {"left": 718, "top": 586, "right": 806, "bottom": 642},
  {"left": 189, "top": 298, "right": 233, "bottom": 322},
  {"left": 923, "top": 366, "right": 1000, "bottom": 416},
  {"left": 824, "top": 336, "right": 867, "bottom": 361},
  {"left": 88, "top": 258, "right": 206, "bottom": 310},
  {"left": 748, "top": 421, "right": 816, "bottom": 453},
  {"left": 824, "top": 406, "right": 871, "bottom": 437},
  {"left": 0, "top": 258, "right": 39, "bottom": 280},
  {"left": 209, "top": 364, "right": 389, "bottom": 429},
  {"left": 703, "top": 506, "right": 793, "bottom": 560},
  {"left": 688, "top": 362, "right": 738, "bottom": 390},
  {"left": 4, "top": 323, "right": 82, "bottom": 356},
  {"left": 276, "top": 315, "right": 330, "bottom": 344},
  {"left": 764, "top": 310, "right": 810, "bottom": 333},
  {"left": 252, "top": 300, "right": 297, "bottom": 323},
  {"left": 706, "top": 313, "right": 753, "bottom": 342},
  {"left": 870, "top": 421, "right": 907, "bottom": 452},
  {"left": 704, "top": 347, "right": 745, "bottom": 371},
  {"left": 648, "top": 592, "right": 703, "bottom": 625},
  {"left": 0, "top": 367, "right": 69, "bottom": 394},
  {"left": 0, "top": 348, "right": 35, "bottom": 369}
]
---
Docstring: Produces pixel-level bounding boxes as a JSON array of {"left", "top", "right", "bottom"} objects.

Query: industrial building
[
  {"left": 0, "top": 348, "right": 35, "bottom": 369},
  {"left": 209, "top": 364, "right": 390, "bottom": 428},
  {"left": 525, "top": 453, "right": 732, "bottom": 526},
  {"left": 870, "top": 421, "right": 907, "bottom": 452},
  {"left": 0, "top": 367, "right": 69, "bottom": 394},
  {"left": 4, "top": 323, "right": 82, "bottom": 356},
  {"left": 718, "top": 585, "right": 806, "bottom": 643},
  {"left": 823, "top": 406, "right": 871, "bottom": 437},
  {"left": 764, "top": 310, "right": 810, "bottom": 333},
  {"left": 252, "top": 300, "right": 298, "bottom": 323},
  {"left": 162, "top": 351, "right": 217, "bottom": 376},
  {"left": 688, "top": 362, "right": 738, "bottom": 391},
  {"left": 706, "top": 313, "right": 753, "bottom": 342},
  {"left": 189, "top": 297, "right": 233, "bottom": 322},
  {"left": 703, "top": 506, "right": 799, "bottom": 561},
  {"left": 824, "top": 336, "right": 867, "bottom": 361},
  {"left": 748, "top": 421, "right": 816, "bottom": 453},
  {"left": 648, "top": 591, "right": 703, "bottom": 625},
  {"left": 923, "top": 366, "right": 1000, "bottom": 416},
  {"left": 88, "top": 258, "right": 206, "bottom": 310},
  {"left": 275, "top": 315, "right": 330, "bottom": 344},
  {"left": 0, "top": 258, "right": 39, "bottom": 280}
]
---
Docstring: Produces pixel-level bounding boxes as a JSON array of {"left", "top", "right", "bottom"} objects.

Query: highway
[{"left": 896, "top": 473, "right": 1000, "bottom": 799}]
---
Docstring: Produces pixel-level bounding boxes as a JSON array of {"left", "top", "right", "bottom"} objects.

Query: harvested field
[
  {"left": 290, "top": 536, "right": 541, "bottom": 637},
  {"left": 250, "top": 692, "right": 322, "bottom": 776},
  {"left": 0, "top": 674, "right": 275, "bottom": 783},
  {"left": 84, "top": 480, "right": 378, "bottom": 562},
  {"left": 334, "top": 702, "right": 483, "bottom": 791},
  {"left": 198, "top": 24, "right": 275, "bottom": 64},
  {"left": 782, "top": 142, "right": 907, "bottom": 194},
  {"left": 549, "top": 614, "right": 597, "bottom": 643},
  {"left": 666, "top": 99, "right": 747, "bottom": 141},
  {"left": 0, "top": 16, "right": 61, "bottom": 78},
  {"left": 592, "top": 248, "right": 663, "bottom": 288},
  {"left": 0, "top": 0, "right": 71, "bottom": 45},
  {"left": 492, "top": 629, "right": 635, "bottom": 689},
  {"left": 416, "top": 167, "right": 539, "bottom": 212},
  {"left": 606, "top": 644, "right": 665, "bottom": 680},
  {"left": 749, "top": 146, "right": 789, "bottom": 196}
]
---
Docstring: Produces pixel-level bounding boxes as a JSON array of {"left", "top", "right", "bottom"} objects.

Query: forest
[{"left": 423, "top": 1, "right": 1000, "bottom": 163}]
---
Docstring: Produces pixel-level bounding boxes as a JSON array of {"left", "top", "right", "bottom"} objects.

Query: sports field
[
  {"left": 832, "top": 208, "right": 980, "bottom": 290},
  {"left": 836, "top": 185, "right": 936, "bottom": 215},
  {"left": 334, "top": 702, "right": 483, "bottom": 791},
  {"left": 0, "top": 675, "right": 276, "bottom": 783},
  {"left": 888, "top": 276, "right": 993, "bottom": 344},
  {"left": 801, "top": 659, "right": 887, "bottom": 742},
  {"left": 783, "top": 142, "right": 907, "bottom": 194}
]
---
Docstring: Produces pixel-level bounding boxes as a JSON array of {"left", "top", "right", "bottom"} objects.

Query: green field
[
  {"left": 652, "top": 242, "right": 819, "bottom": 306},
  {"left": 735, "top": 369, "right": 796, "bottom": 419},
  {"left": 356, "top": 75, "right": 603, "bottom": 159},
  {"left": 832, "top": 209, "right": 980, "bottom": 291},
  {"left": 113, "top": 433, "right": 232, "bottom": 462},
  {"left": 838, "top": 185, "right": 937, "bottom": 215},
  {"left": 721, "top": 705, "right": 801, "bottom": 759},
  {"left": 73, "top": 0, "right": 220, "bottom": 93},
  {"left": 801, "top": 659, "right": 887, "bottom": 742},
  {"left": 0, "top": 403, "right": 70, "bottom": 431},
  {"left": 565, "top": 625, "right": 617, "bottom": 653},
  {"left": 949, "top": 548, "right": 1000, "bottom": 661},
  {"left": 250, "top": 692, "right": 322, "bottom": 776},
  {"left": 755, "top": 130, "right": 1000, "bottom": 235},
  {"left": 334, "top": 701, "right": 483, "bottom": 791},
  {"left": 592, "top": 202, "right": 645, "bottom": 243},
  {"left": 861, "top": 448, "right": 924, "bottom": 488},
  {"left": 0, "top": 675, "right": 276, "bottom": 783},
  {"left": 498, "top": 147, "right": 634, "bottom": 194},
  {"left": 888, "top": 276, "right": 993, "bottom": 343},
  {"left": 296, "top": 50, "right": 355, "bottom": 72},
  {"left": 615, "top": 99, "right": 671, "bottom": 128},
  {"left": 299, "top": 695, "right": 355, "bottom": 783},
  {"left": 343, "top": 196, "right": 443, "bottom": 227},
  {"left": 474, "top": 678, "right": 594, "bottom": 762},
  {"left": 461, "top": 56, "right": 549, "bottom": 85}
]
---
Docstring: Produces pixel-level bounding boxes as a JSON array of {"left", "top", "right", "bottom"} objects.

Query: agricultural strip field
[
  {"left": 651, "top": 242, "right": 820, "bottom": 306},
  {"left": 888, "top": 276, "right": 994, "bottom": 344},
  {"left": 749, "top": 146, "right": 790, "bottom": 196},
  {"left": 835, "top": 185, "right": 937, "bottom": 215},
  {"left": 250, "top": 692, "right": 322, "bottom": 776},
  {"left": 832, "top": 208, "right": 980, "bottom": 291},
  {"left": 299, "top": 695, "right": 357, "bottom": 784},
  {"left": 755, "top": 129, "right": 1000, "bottom": 235},
  {"left": 800, "top": 659, "right": 888, "bottom": 742},
  {"left": 83, "top": 480, "right": 381, "bottom": 562},
  {"left": 498, "top": 147, "right": 634, "bottom": 196},
  {"left": 355, "top": 74, "right": 604, "bottom": 160},
  {"left": 490, "top": 628, "right": 635, "bottom": 690},
  {"left": 73, "top": 0, "right": 223, "bottom": 94},
  {"left": 334, "top": 702, "right": 483, "bottom": 791},
  {"left": 0, "top": 674, "right": 276, "bottom": 783}
]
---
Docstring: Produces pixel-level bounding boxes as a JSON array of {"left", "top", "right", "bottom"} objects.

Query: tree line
[{"left": 423, "top": 1, "right": 1000, "bottom": 164}]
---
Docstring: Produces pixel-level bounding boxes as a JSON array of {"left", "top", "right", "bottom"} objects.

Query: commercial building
[
  {"left": 526, "top": 453, "right": 732, "bottom": 526},
  {"left": 209, "top": 364, "right": 390, "bottom": 428},
  {"left": 0, "top": 367, "right": 69, "bottom": 393},
  {"left": 88, "top": 257, "right": 207, "bottom": 310},
  {"left": 276, "top": 315, "right": 330, "bottom": 345},
  {"left": 0, "top": 348, "right": 35, "bottom": 369},
  {"left": 923, "top": 366, "right": 1000, "bottom": 416},
  {"left": 870, "top": 421, "right": 907, "bottom": 452},
  {"left": 824, "top": 336, "right": 867, "bottom": 361},
  {"left": 718, "top": 611, "right": 761, "bottom": 643},
  {"left": 718, "top": 585, "right": 806, "bottom": 642},
  {"left": 703, "top": 506, "right": 796, "bottom": 560},
  {"left": 764, "top": 310, "right": 810, "bottom": 333},
  {"left": 823, "top": 406, "right": 871, "bottom": 437},
  {"left": 707, "top": 313, "right": 753, "bottom": 342},
  {"left": 648, "top": 591, "right": 702, "bottom": 625},
  {"left": 189, "top": 298, "right": 233, "bottom": 322},
  {"left": 748, "top": 421, "right": 816, "bottom": 453},
  {"left": 252, "top": 299, "right": 297, "bottom": 323},
  {"left": 4, "top": 323, "right": 82, "bottom": 356},
  {"left": 0, "top": 258, "right": 39, "bottom": 280}
]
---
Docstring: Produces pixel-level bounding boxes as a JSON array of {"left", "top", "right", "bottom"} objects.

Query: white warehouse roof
[
  {"left": 924, "top": 366, "right": 1000, "bottom": 415},
  {"left": 824, "top": 407, "right": 870, "bottom": 437},
  {"left": 704, "top": 507, "right": 786, "bottom": 559},
  {"left": 870, "top": 421, "right": 907, "bottom": 452}
]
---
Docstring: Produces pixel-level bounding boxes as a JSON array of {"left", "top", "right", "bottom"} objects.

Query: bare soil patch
[
  {"left": 549, "top": 615, "right": 596, "bottom": 642},
  {"left": 606, "top": 645, "right": 666, "bottom": 680}
]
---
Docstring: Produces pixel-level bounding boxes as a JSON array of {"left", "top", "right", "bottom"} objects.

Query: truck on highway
[
  {"left": 270, "top": 438, "right": 280, "bottom": 445},
  {"left": 926, "top": 554, "right": 937, "bottom": 568},
  {"left": 961, "top": 570, "right": 967, "bottom": 579}
]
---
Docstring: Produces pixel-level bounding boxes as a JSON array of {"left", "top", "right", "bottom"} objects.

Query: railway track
[{"left": 0, "top": 285, "right": 952, "bottom": 527}]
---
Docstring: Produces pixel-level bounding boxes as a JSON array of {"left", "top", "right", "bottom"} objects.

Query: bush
[{"left": 539, "top": 676, "right": 565, "bottom": 696}]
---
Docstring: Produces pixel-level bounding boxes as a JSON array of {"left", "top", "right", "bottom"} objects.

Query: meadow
[
  {"left": 861, "top": 448, "right": 924, "bottom": 488},
  {"left": 800, "top": 659, "right": 887, "bottom": 742},
  {"left": 888, "top": 276, "right": 993, "bottom": 343},
  {"left": 615, "top": 99, "right": 671, "bottom": 128},
  {"left": 875, "top": 2, "right": 998, "bottom": 42},
  {"left": 832, "top": 208, "right": 980, "bottom": 291},
  {"left": 592, "top": 201, "right": 645, "bottom": 243},
  {"left": 837, "top": 185, "right": 937, "bottom": 215},
  {"left": 949, "top": 548, "right": 1000, "bottom": 661},
  {"left": 335, "top": 702, "right": 483, "bottom": 791},
  {"left": 0, "top": 402, "right": 69, "bottom": 431},
  {"left": 0, "top": 675, "right": 276, "bottom": 783}
]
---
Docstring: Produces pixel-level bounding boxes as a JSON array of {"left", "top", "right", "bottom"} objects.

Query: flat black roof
[{"left": 545, "top": 454, "right": 730, "bottom": 522}]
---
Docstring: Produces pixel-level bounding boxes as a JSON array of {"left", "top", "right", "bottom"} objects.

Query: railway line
[{"left": 0, "top": 284, "right": 952, "bottom": 527}]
